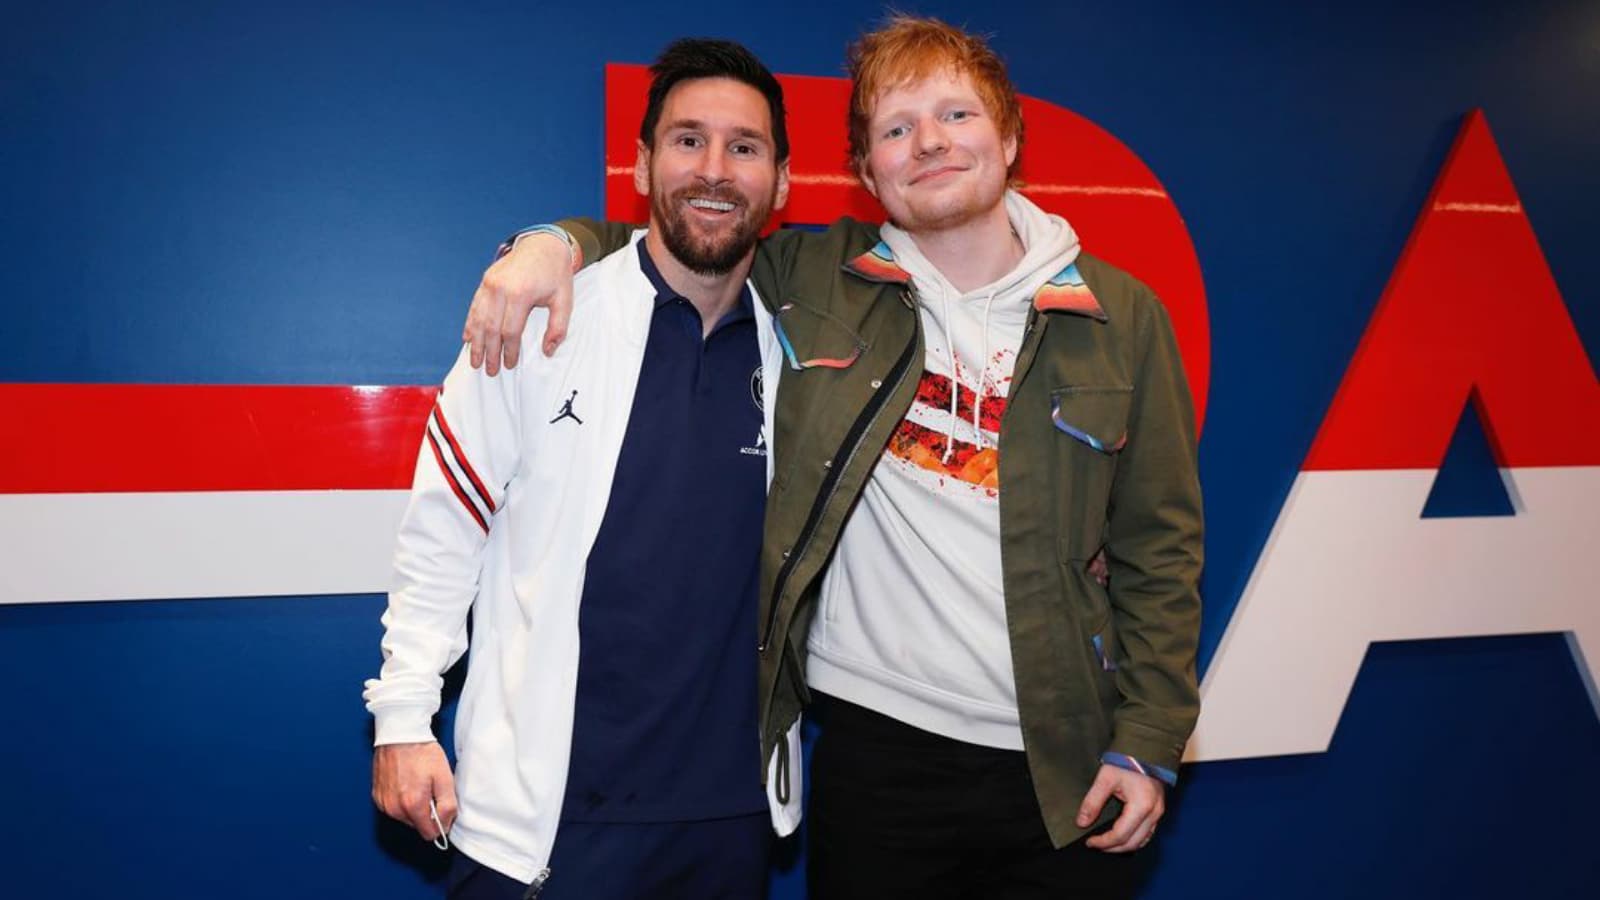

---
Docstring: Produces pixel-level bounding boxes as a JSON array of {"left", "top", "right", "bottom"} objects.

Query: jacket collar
[
  {"left": 1031, "top": 261, "right": 1108, "bottom": 322},
  {"left": 842, "top": 240, "right": 1107, "bottom": 321},
  {"left": 841, "top": 240, "right": 912, "bottom": 285}
]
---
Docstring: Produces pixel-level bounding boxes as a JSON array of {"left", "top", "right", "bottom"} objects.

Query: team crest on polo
[{"left": 750, "top": 366, "right": 764, "bottom": 413}]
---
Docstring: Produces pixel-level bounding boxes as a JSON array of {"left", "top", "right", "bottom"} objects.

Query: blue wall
[{"left": 3, "top": 1, "right": 1597, "bottom": 896}]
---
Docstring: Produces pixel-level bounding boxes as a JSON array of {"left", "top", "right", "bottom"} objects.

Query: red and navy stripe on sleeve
[{"left": 425, "top": 401, "right": 497, "bottom": 534}]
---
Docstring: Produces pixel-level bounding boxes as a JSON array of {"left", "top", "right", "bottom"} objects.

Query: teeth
[{"left": 688, "top": 199, "right": 736, "bottom": 212}]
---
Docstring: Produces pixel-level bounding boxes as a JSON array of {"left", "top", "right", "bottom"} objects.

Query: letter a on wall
[{"left": 1188, "top": 111, "right": 1600, "bottom": 761}]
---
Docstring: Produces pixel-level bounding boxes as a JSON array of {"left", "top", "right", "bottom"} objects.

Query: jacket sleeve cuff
[
  {"left": 1100, "top": 751, "right": 1177, "bottom": 787},
  {"left": 498, "top": 224, "right": 582, "bottom": 271},
  {"left": 372, "top": 707, "right": 438, "bottom": 747},
  {"left": 1107, "top": 717, "right": 1188, "bottom": 780}
]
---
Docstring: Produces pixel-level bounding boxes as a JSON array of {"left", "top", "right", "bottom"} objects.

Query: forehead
[
  {"left": 867, "top": 68, "right": 983, "bottom": 120},
  {"left": 656, "top": 76, "right": 774, "bottom": 138}
]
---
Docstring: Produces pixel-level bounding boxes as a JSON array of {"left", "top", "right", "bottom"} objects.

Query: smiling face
[
  {"left": 636, "top": 76, "right": 790, "bottom": 276},
  {"left": 858, "top": 68, "right": 1017, "bottom": 234}
]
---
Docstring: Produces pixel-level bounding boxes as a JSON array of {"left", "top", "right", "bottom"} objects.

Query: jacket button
[
  {"left": 870, "top": 378, "right": 883, "bottom": 389},
  {"left": 822, "top": 460, "right": 832, "bottom": 469},
  {"left": 782, "top": 548, "right": 791, "bottom": 559}
]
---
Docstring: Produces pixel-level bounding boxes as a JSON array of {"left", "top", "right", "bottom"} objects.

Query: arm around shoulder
[{"left": 555, "top": 218, "right": 641, "bottom": 271}]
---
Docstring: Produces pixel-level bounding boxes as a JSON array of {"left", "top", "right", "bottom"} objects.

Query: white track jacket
[{"left": 363, "top": 232, "right": 799, "bottom": 885}]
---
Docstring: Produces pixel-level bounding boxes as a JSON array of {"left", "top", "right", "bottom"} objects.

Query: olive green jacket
[{"left": 561, "top": 217, "right": 1203, "bottom": 847}]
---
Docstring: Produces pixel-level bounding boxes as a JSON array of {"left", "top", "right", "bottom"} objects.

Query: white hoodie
[{"left": 806, "top": 190, "right": 1081, "bottom": 749}]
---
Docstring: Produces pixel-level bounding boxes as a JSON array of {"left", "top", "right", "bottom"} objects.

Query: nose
[
  {"left": 914, "top": 117, "right": 948, "bottom": 157},
  {"left": 696, "top": 141, "right": 731, "bottom": 184}
]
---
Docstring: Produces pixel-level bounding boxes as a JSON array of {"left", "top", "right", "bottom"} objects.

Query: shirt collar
[
  {"left": 638, "top": 239, "right": 755, "bottom": 323},
  {"left": 842, "top": 239, "right": 1106, "bottom": 321}
]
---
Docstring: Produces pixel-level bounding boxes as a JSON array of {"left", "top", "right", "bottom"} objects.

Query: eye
[
  {"left": 945, "top": 109, "right": 973, "bottom": 122},
  {"left": 882, "top": 124, "right": 909, "bottom": 140},
  {"left": 730, "top": 141, "right": 759, "bottom": 156},
  {"left": 675, "top": 134, "right": 703, "bottom": 149}
]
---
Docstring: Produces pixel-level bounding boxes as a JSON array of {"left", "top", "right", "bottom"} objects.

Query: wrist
[{"left": 504, "top": 224, "right": 581, "bottom": 272}]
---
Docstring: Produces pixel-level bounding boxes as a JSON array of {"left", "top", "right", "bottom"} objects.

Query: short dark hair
[{"left": 639, "top": 39, "right": 789, "bottom": 163}]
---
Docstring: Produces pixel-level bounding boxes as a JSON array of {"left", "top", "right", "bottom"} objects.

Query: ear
[
  {"left": 857, "top": 156, "right": 879, "bottom": 199},
  {"left": 633, "top": 139, "right": 651, "bottom": 196},
  {"left": 1003, "top": 133, "right": 1018, "bottom": 170},
  {"left": 773, "top": 159, "right": 791, "bottom": 211}
]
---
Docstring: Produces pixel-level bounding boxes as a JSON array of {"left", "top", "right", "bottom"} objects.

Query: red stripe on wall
[{"left": 0, "top": 384, "right": 437, "bottom": 493}]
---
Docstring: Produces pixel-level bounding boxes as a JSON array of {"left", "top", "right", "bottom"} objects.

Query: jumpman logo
[{"left": 549, "top": 390, "right": 583, "bottom": 425}]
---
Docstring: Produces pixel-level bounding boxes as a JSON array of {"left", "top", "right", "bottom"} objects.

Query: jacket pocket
[
  {"left": 1061, "top": 548, "right": 1113, "bottom": 635},
  {"left": 1052, "top": 385, "right": 1131, "bottom": 559},
  {"left": 1087, "top": 618, "right": 1122, "bottom": 715},
  {"left": 1055, "top": 558, "right": 1122, "bottom": 720},
  {"left": 1050, "top": 384, "right": 1132, "bottom": 453},
  {"left": 773, "top": 298, "right": 867, "bottom": 372},
  {"left": 1072, "top": 562, "right": 1122, "bottom": 706}
]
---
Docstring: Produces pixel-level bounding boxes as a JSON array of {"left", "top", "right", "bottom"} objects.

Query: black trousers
[{"left": 807, "top": 695, "right": 1144, "bottom": 900}]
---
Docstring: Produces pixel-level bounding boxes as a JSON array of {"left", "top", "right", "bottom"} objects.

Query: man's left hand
[{"left": 1076, "top": 763, "right": 1165, "bottom": 853}]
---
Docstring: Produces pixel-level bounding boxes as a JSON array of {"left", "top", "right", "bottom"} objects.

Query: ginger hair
[{"left": 846, "top": 15, "right": 1024, "bottom": 177}]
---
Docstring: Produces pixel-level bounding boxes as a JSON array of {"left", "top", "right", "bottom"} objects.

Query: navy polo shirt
[{"left": 561, "top": 242, "right": 769, "bottom": 823}]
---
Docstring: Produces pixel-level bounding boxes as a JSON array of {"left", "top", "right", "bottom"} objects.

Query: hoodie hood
[{"left": 878, "top": 189, "right": 1082, "bottom": 318}]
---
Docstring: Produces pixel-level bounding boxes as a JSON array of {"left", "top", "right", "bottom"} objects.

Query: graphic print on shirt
[{"left": 883, "top": 349, "right": 1013, "bottom": 498}]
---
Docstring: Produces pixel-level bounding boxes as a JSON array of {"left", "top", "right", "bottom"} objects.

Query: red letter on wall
[{"left": 1191, "top": 111, "right": 1600, "bottom": 761}]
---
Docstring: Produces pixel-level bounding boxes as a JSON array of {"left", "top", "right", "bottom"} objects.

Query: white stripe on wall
[{"left": 0, "top": 490, "right": 410, "bottom": 605}]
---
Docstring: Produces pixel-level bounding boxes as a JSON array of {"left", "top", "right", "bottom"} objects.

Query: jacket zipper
[
  {"left": 523, "top": 868, "right": 551, "bottom": 899},
  {"left": 758, "top": 326, "right": 920, "bottom": 652}
]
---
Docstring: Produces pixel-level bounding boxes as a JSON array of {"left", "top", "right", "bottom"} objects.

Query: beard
[
  {"left": 890, "top": 175, "right": 1008, "bottom": 234},
  {"left": 652, "top": 184, "right": 773, "bottom": 277}
]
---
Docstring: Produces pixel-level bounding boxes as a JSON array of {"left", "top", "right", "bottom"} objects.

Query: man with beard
[
  {"left": 465, "top": 17, "right": 1202, "bottom": 899},
  {"left": 363, "top": 39, "right": 796, "bottom": 900}
]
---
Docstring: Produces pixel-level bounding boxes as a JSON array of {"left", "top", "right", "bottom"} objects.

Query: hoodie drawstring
[
  {"left": 974, "top": 291, "right": 996, "bottom": 450},
  {"left": 939, "top": 289, "right": 998, "bottom": 463},
  {"left": 939, "top": 288, "right": 959, "bottom": 464}
]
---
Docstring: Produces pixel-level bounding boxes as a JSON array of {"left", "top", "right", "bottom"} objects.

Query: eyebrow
[
  {"left": 872, "top": 96, "right": 980, "bottom": 124},
  {"left": 663, "top": 119, "right": 771, "bottom": 144},
  {"left": 868, "top": 104, "right": 912, "bottom": 126}
]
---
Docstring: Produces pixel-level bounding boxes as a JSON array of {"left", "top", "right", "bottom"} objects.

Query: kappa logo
[
  {"left": 549, "top": 390, "right": 583, "bottom": 425},
  {"left": 740, "top": 428, "right": 767, "bottom": 458}
]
